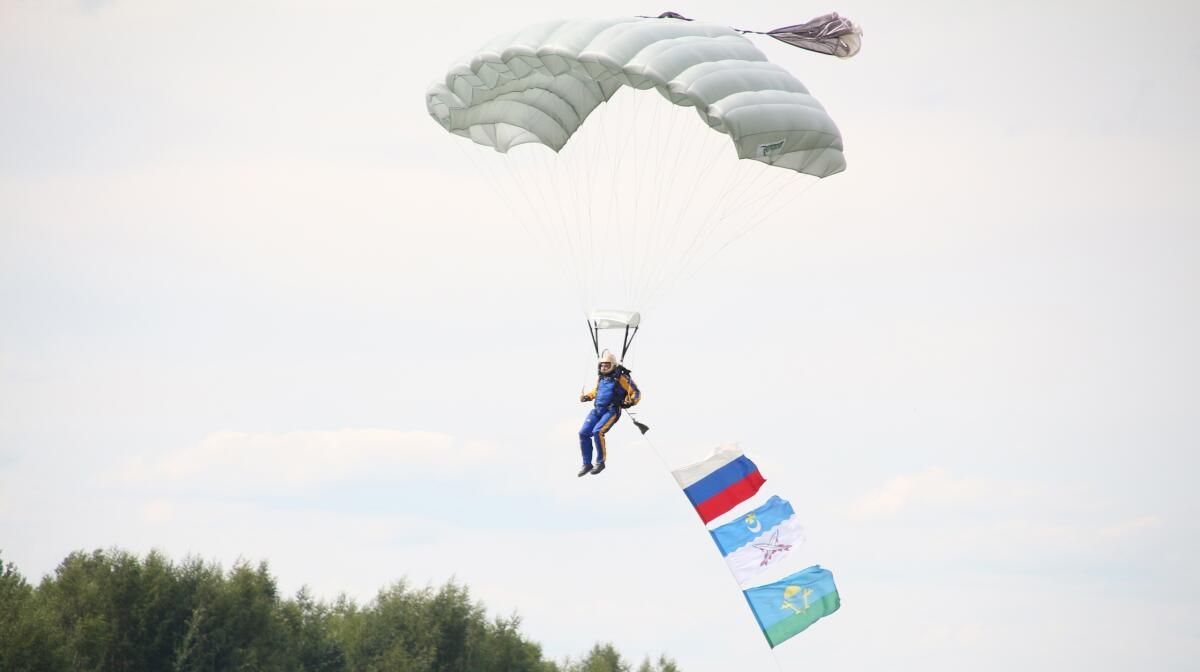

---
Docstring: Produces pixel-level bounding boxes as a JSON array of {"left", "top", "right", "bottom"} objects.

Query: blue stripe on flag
[
  {"left": 682, "top": 455, "right": 760, "bottom": 507},
  {"left": 710, "top": 496, "right": 794, "bottom": 556}
]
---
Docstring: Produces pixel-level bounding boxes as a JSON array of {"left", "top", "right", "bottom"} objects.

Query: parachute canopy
[{"left": 426, "top": 16, "right": 846, "bottom": 177}]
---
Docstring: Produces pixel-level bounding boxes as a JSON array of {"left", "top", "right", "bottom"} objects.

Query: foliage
[{"left": 0, "top": 549, "right": 680, "bottom": 672}]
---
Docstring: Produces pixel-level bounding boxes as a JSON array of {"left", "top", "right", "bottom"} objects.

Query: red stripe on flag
[{"left": 695, "top": 470, "right": 766, "bottom": 523}]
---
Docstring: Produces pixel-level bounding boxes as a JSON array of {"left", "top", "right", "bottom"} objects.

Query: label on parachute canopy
[{"left": 756, "top": 139, "right": 786, "bottom": 158}]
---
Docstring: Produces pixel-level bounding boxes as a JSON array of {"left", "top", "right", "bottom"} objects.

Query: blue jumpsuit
[{"left": 579, "top": 368, "right": 640, "bottom": 467}]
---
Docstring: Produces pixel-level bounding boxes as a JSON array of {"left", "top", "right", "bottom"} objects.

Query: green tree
[
  {"left": 279, "top": 586, "right": 346, "bottom": 672},
  {"left": 636, "top": 654, "right": 681, "bottom": 672},
  {"left": 0, "top": 553, "right": 68, "bottom": 671},
  {"left": 577, "top": 642, "right": 630, "bottom": 672},
  {"left": 0, "top": 548, "right": 680, "bottom": 672}
]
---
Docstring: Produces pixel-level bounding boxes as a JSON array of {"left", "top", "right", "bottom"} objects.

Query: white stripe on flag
[
  {"left": 670, "top": 444, "right": 743, "bottom": 489},
  {"left": 727, "top": 515, "right": 806, "bottom": 584}
]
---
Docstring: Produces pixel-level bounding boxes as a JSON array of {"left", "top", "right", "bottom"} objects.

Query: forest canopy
[{"left": 0, "top": 548, "right": 679, "bottom": 672}]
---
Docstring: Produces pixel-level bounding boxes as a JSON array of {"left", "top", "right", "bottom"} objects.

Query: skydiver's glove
[{"left": 580, "top": 394, "right": 589, "bottom": 403}]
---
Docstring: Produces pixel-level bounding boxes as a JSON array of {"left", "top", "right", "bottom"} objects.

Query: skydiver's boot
[
  {"left": 590, "top": 462, "right": 606, "bottom": 475},
  {"left": 577, "top": 464, "right": 593, "bottom": 477}
]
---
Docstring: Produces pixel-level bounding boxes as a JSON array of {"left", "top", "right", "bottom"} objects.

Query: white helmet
[{"left": 598, "top": 349, "right": 620, "bottom": 367}]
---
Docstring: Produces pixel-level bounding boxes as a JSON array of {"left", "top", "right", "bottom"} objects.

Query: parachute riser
[
  {"left": 588, "top": 319, "right": 639, "bottom": 361},
  {"left": 622, "top": 324, "right": 639, "bottom": 361},
  {"left": 587, "top": 320, "right": 601, "bottom": 357}
]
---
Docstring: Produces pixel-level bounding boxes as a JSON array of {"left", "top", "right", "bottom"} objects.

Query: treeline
[{"left": 0, "top": 549, "right": 679, "bottom": 672}]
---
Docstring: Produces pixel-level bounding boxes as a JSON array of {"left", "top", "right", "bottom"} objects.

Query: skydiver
[{"left": 577, "top": 349, "right": 641, "bottom": 476}]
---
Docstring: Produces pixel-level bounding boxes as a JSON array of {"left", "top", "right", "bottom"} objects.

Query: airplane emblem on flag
[{"left": 751, "top": 529, "right": 792, "bottom": 567}]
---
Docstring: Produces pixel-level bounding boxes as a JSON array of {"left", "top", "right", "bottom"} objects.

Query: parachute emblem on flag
[{"left": 781, "top": 586, "right": 814, "bottom": 615}]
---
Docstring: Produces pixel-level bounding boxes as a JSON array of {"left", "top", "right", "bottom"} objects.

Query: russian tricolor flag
[{"left": 671, "top": 445, "right": 766, "bottom": 524}]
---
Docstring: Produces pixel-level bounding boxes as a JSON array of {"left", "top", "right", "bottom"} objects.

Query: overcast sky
[{"left": 2, "top": 1, "right": 1198, "bottom": 670}]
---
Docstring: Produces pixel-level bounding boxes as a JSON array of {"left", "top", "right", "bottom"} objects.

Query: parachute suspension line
[
  {"left": 634, "top": 87, "right": 658, "bottom": 308},
  {"left": 535, "top": 147, "right": 578, "bottom": 309},
  {"left": 640, "top": 156, "right": 793, "bottom": 312},
  {"left": 636, "top": 89, "right": 675, "bottom": 308},
  {"left": 723, "top": 174, "right": 821, "bottom": 253},
  {"left": 597, "top": 92, "right": 621, "bottom": 305},
  {"left": 678, "top": 158, "right": 775, "bottom": 268},
  {"left": 501, "top": 152, "right": 557, "bottom": 260},
  {"left": 636, "top": 132, "right": 730, "bottom": 311},
  {"left": 529, "top": 145, "right": 588, "bottom": 312},
  {"left": 580, "top": 102, "right": 602, "bottom": 310},
  {"left": 509, "top": 150, "right": 585, "bottom": 310},
  {"left": 624, "top": 88, "right": 645, "bottom": 308},
  {"left": 567, "top": 98, "right": 600, "bottom": 311},
  {"left": 703, "top": 166, "right": 793, "bottom": 253},
  {"left": 596, "top": 88, "right": 637, "bottom": 310},
  {"left": 701, "top": 158, "right": 776, "bottom": 244},
  {"left": 587, "top": 99, "right": 607, "bottom": 305},
  {"left": 647, "top": 175, "right": 820, "bottom": 311},
  {"left": 635, "top": 101, "right": 721, "bottom": 308},
  {"left": 454, "top": 141, "right": 586, "bottom": 311},
  {"left": 560, "top": 122, "right": 591, "bottom": 310},
  {"left": 626, "top": 90, "right": 650, "bottom": 308},
  {"left": 530, "top": 149, "right": 587, "bottom": 312},
  {"left": 669, "top": 152, "right": 754, "bottom": 275},
  {"left": 648, "top": 94, "right": 693, "bottom": 306},
  {"left": 630, "top": 88, "right": 658, "bottom": 308},
  {"left": 634, "top": 93, "right": 691, "bottom": 308},
  {"left": 581, "top": 113, "right": 603, "bottom": 309},
  {"left": 721, "top": 168, "right": 808, "bottom": 241}
]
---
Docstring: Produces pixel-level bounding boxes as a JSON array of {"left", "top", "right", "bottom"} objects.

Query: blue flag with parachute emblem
[{"left": 743, "top": 565, "right": 840, "bottom": 648}]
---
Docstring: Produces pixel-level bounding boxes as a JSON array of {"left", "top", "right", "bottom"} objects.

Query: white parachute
[
  {"left": 426, "top": 15, "right": 854, "bottom": 354},
  {"left": 427, "top": 17, "right": 846, "bottom": 175}
]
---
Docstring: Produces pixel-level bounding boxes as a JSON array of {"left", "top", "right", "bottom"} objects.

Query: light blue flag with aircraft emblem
[
  {"left": 710, "top": 495, "right": 795, "bottom": 556},
  {"left": 709, "top": 495, "right": 805, "bottom": 583}
]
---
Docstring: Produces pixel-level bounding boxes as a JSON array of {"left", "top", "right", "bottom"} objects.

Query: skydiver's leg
[
  {"left": 579, "top": 408, "right": 602, "bottom": 466},
  {"left": 590, "top": 408, "right": 621, "bottom": 465}
]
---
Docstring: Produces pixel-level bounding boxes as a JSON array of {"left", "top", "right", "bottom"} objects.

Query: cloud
[
  {"left": 113, "top": 429, "right": 500, "bottom": 494},
  {"left": 848, "top": 469, "right": 991, "bottom": 519},
  {"left": 1099, "top": 515, "right": 1163, "bottom": 539},
  {"left": 837, "top": 469, "right": 1171, "bottom": 569},
  {"left": 139, "top": 499, "right": 174, "bottom": 523}
]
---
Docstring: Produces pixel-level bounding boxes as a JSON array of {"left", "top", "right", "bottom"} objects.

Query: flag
[
  {"left": 710, "top": 495, "right": 792, "bottom": 554},
  {"left": 743, "top": 566, "right": 840, "bottom": 648},
  {"left": 671, "top": 446, "right": 765, "bottom": 524},
  {"left": 709, "top": 496, "right": 805, "bottom": 583}
]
